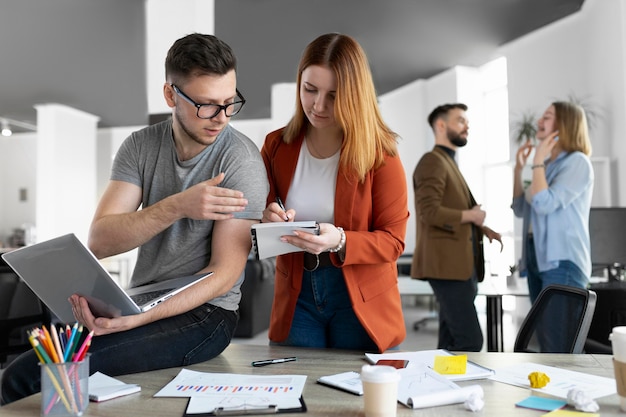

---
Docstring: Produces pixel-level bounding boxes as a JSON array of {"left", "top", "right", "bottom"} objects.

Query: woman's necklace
[{"left": 306, "top": 136, "right": 341, "bottom": 159}]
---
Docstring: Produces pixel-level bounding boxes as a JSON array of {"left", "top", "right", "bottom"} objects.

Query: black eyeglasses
[{"left": 170, "top": 84, "right": 246, "bottom": 119}]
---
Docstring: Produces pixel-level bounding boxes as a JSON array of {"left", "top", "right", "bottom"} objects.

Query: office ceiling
[{"left": 0, "top": 0, "right": 584, "bottom": 133}]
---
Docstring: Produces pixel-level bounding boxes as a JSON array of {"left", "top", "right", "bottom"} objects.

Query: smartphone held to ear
[
  {"left": 375, "top": 359, "right": 408, "bottom": 369},
  {"left": 553, "top": 135, "right": 559, "bottom": 141}
]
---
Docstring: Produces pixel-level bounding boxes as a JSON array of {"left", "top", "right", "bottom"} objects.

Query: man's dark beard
[{"left": 447, "top": 128, "right": 467, "bottom": 147}]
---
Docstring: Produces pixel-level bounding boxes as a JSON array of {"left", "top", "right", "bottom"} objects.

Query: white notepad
[
  {"left": 317, "top": 371, "right": 363, "bottom": 395},
  {"left": 88, "top": 372, "right": 141, "bottom": 402},
  {"left": 251, "top": 221, "right": 320, "bottom": 259}
]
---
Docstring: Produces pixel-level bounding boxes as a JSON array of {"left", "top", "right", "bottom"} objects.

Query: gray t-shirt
[{"left": 111, "top": 120, "right": 269, "bottom": 310}]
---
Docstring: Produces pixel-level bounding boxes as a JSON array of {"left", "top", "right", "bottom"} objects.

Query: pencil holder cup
[{"left": 40, "top": 356, "right": 89, "bottom": 416}]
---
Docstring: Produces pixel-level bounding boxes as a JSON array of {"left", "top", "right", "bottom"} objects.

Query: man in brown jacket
[{"left": 411, "top": 103, "right": 502, "bottom": 351}]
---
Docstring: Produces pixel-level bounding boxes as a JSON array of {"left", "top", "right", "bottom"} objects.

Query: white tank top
[{"left": 285, "top": 140, "right": 339, "bottom": 223}]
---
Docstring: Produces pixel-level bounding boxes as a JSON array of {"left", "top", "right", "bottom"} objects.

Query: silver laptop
[{"left": 1, "top": 233, "right": 212, "bottom": 323}]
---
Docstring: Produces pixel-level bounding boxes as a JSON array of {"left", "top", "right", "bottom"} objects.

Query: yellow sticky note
[
  {"left": 541, "top": 410, "right": 599, "bottom": 417},
  {"left": 433, "top": 354, "right": 467, "bottom": 374}
]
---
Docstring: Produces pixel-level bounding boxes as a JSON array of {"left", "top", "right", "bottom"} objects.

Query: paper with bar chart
[
  {"left": 154, "top": 368, "right": 306, "bottom": 398},
  {"left": 155, "top": 369, "right": 307, "bottom": 415}
]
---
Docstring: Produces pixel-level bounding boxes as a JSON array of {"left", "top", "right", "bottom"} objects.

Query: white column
[{"left": 35, "top": 103, "right": 99, "bottom": 243}]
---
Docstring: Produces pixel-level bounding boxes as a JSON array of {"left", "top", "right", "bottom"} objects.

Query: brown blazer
[
  {"left": 261, "top": 128, "right": 409, "bottom": 352},
  {"left": 410, "top": 147, "right": 484, "bottom": 281}
]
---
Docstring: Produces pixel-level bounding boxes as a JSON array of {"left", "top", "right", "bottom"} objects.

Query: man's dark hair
[
  {"left": 427, "top": 103, "right": 468, "bottom": 129},
  {"left": 165, "top": 33, "right": 237, "bottom": 84}
]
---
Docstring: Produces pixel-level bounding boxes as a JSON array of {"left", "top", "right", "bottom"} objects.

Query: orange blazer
[{"left": 261, "top": 128, "right": 409, "bottom": 353}]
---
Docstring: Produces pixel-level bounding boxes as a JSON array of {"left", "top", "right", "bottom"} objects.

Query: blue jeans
[
  {"left": 526, "top": 237, "right": 589, "bottom": 303},
  {"left": 427, "top": 275, "right": 483, "bottom": 351},
  {"left": 526, "top": 236, "right": 589, "bottom": 352},
  {"left": 275, "top": 265, "right": 378, "bottom": 352},
  {"left": 0, "top": 304, "right": 237, "bottom": 405}
]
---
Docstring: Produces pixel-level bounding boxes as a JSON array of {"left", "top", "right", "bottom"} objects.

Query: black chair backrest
[{"left": 514, "top": 284, "right": 596, "bottom": 354}]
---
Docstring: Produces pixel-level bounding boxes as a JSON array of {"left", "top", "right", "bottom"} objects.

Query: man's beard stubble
[{"left": 447, "top": 128, "right": 468, "bottom": 147}]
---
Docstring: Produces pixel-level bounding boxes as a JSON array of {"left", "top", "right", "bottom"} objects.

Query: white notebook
[
  {"left": 317, "top": 371, "right": 363, "bottom": 395},
  {"left": 88, "top": 372, "right": 141, "bottom": 402},
  {"left": 251, "top": 221, "right": 320, "bottom": 259}
]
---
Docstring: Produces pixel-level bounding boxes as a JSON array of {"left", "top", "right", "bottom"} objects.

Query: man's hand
[
  {"left": 69, "top": 294, "right": 144, "bottom": 336},
  {"left": 463, "top": 205, "right": 486, "bottom": 227},
  {"left": 482, "top": 226, "right": 503, "bottom": 252},
  {"left": 179, "top": 173, "right": 248, "bottom": 220}
]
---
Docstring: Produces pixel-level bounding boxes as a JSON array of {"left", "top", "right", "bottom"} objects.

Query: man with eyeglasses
[{"left": 1, "top": 33, "right": 269, "bottom": 405}]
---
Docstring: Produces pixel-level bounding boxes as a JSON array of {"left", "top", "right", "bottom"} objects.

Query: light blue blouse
[{"left": 512, "top": 151, "right": 594, "bottom": 276}]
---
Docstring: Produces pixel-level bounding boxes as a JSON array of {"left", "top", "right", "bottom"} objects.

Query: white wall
[
  {"left": 378, "top": 79, "right": 427, "bottom": 256},
  {"left": 35, "top": 104, "right": 100, "bottom": 243},
  {"left": 502, "top": 0, "right": 626, "bottom": 204}
]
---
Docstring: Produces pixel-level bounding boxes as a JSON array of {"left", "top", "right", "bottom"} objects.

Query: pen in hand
[
  {"left": 276, "top": 197, "right": 289, "bottom": 222},
  {"left": 251, "top": 357, "right": 297, "bottom": 367}
]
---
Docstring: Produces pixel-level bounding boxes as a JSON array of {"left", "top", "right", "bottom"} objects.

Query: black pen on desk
[
  {"left": 251, "top": 357, "right": 297, "bottom": 367},
  {"left": 275, "top": 197, "right": 289, "bottom": 222}
]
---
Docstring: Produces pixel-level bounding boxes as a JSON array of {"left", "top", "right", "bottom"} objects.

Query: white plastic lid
[
  {"left": 610, "top": 326, "right": 626, "bottom": 340},
  {"left": 360, "top": 364, "right": 401, "bottom": 383}
]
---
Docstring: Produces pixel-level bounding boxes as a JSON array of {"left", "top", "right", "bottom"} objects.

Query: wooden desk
[
  {"left": 0, "top": 344, "right": 621, "bottom": 416},
  {"left": 398, "top": 275, "right": 529, "bottom": 352}
]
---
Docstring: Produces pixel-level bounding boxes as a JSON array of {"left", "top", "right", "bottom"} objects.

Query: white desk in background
[{"left": 398, "top": 274, "right": 529, "bottom": 352}]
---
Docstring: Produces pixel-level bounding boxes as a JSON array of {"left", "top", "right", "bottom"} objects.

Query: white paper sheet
[
  {"left": 154, "top": 368, "right": 306, "bottom": 399},
  {"left": 397, "top": 365, "right": 483, "bottom": 409},
  {"left": 489, "top": 362, "right": 616, "bottom": 399}
]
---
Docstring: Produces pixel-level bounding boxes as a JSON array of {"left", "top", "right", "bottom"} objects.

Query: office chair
[
  {"left": 514, "top": 284, "right": 596, "bottom": 354},
  {"left": 0, "top": 264, "right": 51, "bottom": 367},
  {"left": 585, "top": 281, "right": 626, "bottom": 353}
]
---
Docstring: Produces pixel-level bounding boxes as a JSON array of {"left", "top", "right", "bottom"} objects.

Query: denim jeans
[
  {"left": 526, "top": 237, "right": 589, "bottom": 303},
  {"left": 1, "top": 303, "right": 237, "bottom": 405},
  {"left": 275, "top": 265, "right": 378, "bottom": 352},
  {"left": 526, "top": 236, "right": 589, "bottom": 352}
]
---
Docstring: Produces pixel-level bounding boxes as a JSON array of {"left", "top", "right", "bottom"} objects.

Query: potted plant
[{"left": 510, "top": 110, "right": 538, "bottom": 146}]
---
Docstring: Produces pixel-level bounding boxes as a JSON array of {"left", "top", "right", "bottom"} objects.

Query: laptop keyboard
[{"left": 130, "top": 288, "right": 174, "bottom": 306}]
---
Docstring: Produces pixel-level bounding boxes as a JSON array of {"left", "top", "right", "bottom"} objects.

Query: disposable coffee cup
[
  {"left": 610, "top": 326, "right": 626, "bottom": 411},
  {"left": 360, "top": 364, "right": 400, "bottom": 417}
]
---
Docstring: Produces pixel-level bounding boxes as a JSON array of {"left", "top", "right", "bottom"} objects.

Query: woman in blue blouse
[{"left": 512, "top": 101, "right": 593, "bottom": 351}]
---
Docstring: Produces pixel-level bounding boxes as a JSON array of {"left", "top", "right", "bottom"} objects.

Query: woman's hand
[
  {"left": 281, "top": 223, "right": 343, "bottom": 255},
  {"left": 533, "top": 131, "right": 559, "bottom": 164},
  {"left": 261, "top": 201, "right": 295, "bottom": 223},
  {"left": 515, "top": 140, "right": 533, "bottom": 171}
]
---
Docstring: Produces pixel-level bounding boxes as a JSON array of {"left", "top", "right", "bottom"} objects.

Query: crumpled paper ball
[
  {"left": 464, "top": 391, "right": 485, "bottom": 412},
  {"left": 528, "top": 371, "right": 550, "bottom": 388},
  {"left": 567, "top": 388, "right": 599, "bottom": 412}
]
